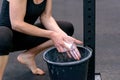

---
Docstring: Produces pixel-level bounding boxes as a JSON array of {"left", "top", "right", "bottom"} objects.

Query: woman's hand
[{"left": 50, "top": 32, "right": 83, "bottom": 60}]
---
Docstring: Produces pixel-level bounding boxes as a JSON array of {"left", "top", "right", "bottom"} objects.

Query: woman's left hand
[
  {"left": 50, "top": 32, "right": 83, "bottom": 60},
  {"left": 63, "top": 36, "right": 83, "bottom": 60}
]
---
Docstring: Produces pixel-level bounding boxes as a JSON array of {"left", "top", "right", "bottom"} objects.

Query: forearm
[
  {"left": 40, "top": 16, "right": 66, "bottom": 34},
  {"left": 11, "top": 21, "right": 53, "bottom": 38}
]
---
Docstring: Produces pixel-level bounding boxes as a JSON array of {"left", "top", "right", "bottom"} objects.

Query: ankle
[{"left": 25, "top": 51, "right": 37, "bottom": 57}]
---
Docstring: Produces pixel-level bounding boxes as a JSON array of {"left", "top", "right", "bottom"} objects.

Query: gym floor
[{"left": 0, "top": 0, "right": 120, "bottom": 80}]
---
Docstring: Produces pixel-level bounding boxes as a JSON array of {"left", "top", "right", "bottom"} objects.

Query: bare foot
[{"left": 17, "top": 51, "right": 45, "bottom": 75}]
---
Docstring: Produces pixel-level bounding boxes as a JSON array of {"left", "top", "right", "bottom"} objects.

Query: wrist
[
  {"left": 49, "top": 31, "right": 56, "bottom": 39},
  {"left": 57, "top": 31, "right": 67, "bottom": 37}
]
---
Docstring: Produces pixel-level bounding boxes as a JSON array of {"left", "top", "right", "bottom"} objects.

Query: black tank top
[{"left": 0, "top": 0, "right": 46, "bottom": 28}]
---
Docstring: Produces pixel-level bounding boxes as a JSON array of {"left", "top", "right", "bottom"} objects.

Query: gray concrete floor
[{"left": 0, "top": 0, "right": 120, "bottom": 80}]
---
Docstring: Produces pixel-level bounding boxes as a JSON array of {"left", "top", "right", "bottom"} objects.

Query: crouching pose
[{"left": 0, "top": 0, "right": 82, "bottom": 79}]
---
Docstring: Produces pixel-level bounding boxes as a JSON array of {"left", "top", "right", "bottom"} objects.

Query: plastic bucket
[{"left": 43, "top": 45, "right": 92, "bottom": 80}]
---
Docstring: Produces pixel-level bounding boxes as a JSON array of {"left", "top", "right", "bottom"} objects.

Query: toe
[{"left": 33, "top": 68, "right": 45, "bottom": 75}]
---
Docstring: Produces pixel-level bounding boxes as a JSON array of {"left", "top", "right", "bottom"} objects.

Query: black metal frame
[{"left": 83, "top": 0, "right": 96, "bottom": 80}]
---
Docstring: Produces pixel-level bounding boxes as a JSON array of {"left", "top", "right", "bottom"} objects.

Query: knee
[
  {"left": 65, "top": 22, "right": 74, "bottom": 36},
  {"left": 0, "top": 27, "right": 13, "bottom": 55},
  {"left": 57, "top": 21, "right": 74, "bottom": 36}
]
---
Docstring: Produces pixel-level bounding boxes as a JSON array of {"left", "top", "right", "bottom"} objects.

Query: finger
[
  {"left": 66, "top": 51, "right": 72, "bottom": 58},
  {"left": 59, "top": 46, "right": 65, "bottom": 52},
  {"left": 56, "top": 45, "right": 64, "bottom": 52},
  {"left": 74, "top": 48, "right": 81, "bottom": 59},
  {"left": 72, "top": 50, "right": 79, "bottom": 60},
  {"left": 56, "top": 47, "right": 61, "bottom": 52},
  {"left": 71, "top": 44, "right": 81, "bottom": 60},
  {"left": 64, "top": 42, "right": 78, "bottom": 60},
  {"left": 74, "top": 49, "right": 81, "bottom": 60},
  {"left": 71, "top": 44, "right": 80, "bottom": 58},
  {"left": 74, "top": 39, "right": 83, "bottom": 44},
  {"left": 69, "top": 50, "right": 77, "bottom": 60}
]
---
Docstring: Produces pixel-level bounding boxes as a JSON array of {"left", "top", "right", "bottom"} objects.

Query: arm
[
  {"left": 40, "top": 0, "right": 66, "bottom": 34},
  {"left": 40, "top": 0, "right": 82, "bottom": 49},
  {"left": 9, "top": 0, "right": 54, "bottom": 38},
  {"left": 40, "top": 0, "right": 83, "bottom": 60}
]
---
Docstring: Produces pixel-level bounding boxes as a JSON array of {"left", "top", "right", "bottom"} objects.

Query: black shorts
[{"left": 0, "top": 21, "right": 74, "bottom": 55}]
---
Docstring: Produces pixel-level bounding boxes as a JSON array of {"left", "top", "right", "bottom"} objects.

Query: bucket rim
[{"left": 43, "top": 45, "right": 92, "bottom": 66}]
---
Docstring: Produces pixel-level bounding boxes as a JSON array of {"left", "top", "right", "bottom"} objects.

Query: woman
[{"left": 0, "top": 0, "right": 82, "bottom": 79}]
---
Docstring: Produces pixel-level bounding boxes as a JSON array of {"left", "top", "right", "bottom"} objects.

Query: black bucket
[{"left": 43, "top": 45, "right": 92, "bottom": 80}]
